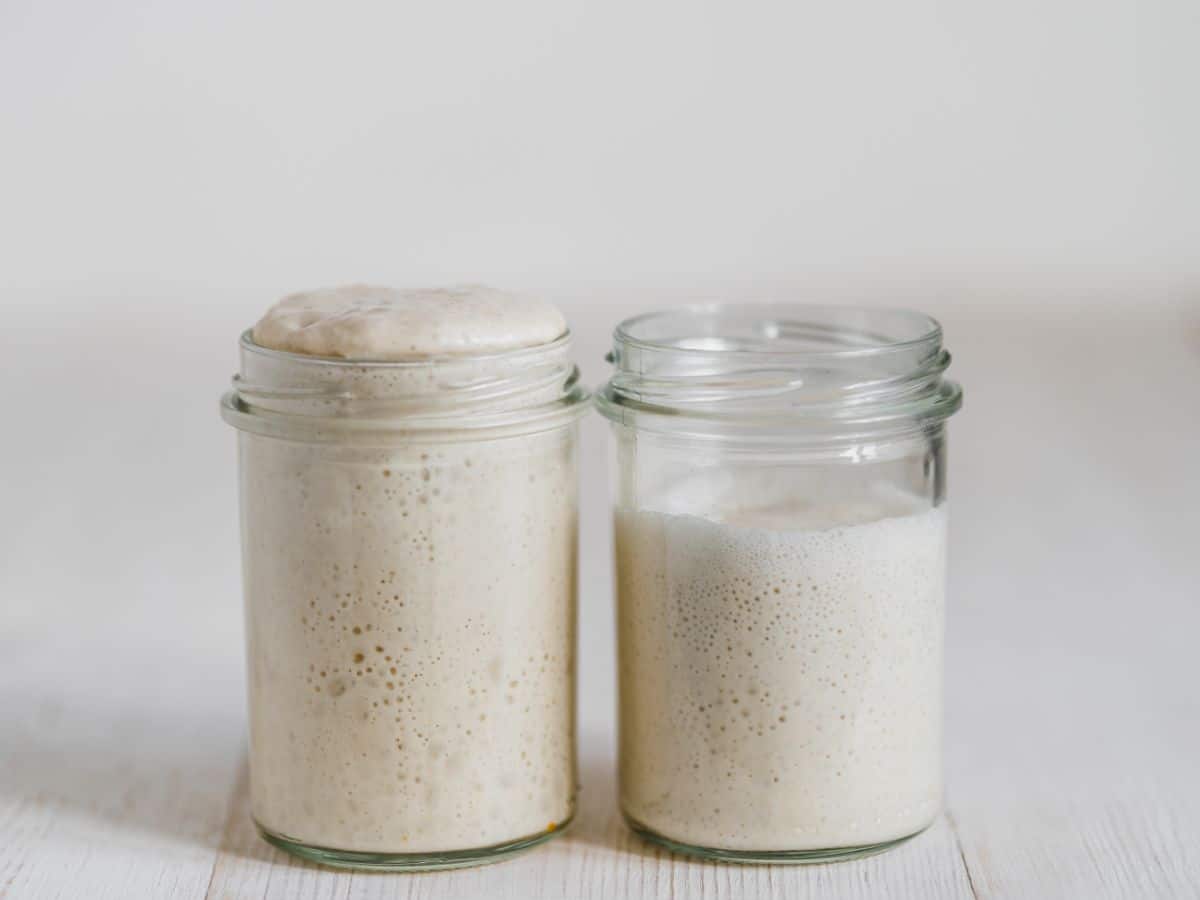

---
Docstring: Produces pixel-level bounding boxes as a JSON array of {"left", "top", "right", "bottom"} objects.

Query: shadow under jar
[
  {"left": 220, "top": 331, "right": 589, "bottom": 870},
  {"left": 597, "top": 304, "right": 963, "bottom": 864}
]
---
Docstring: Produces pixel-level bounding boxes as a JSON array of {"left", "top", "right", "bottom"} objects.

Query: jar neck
[
  {"left": 596, "top": 304, "right": 962, "bottom": 445},
  {"left": 222, "top": 330, "right": 589, "bottom": 443}
]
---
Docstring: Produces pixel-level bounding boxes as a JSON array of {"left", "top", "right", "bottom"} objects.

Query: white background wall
[
  {"left": 2, "top": 1, "right": 1196, "bottom": 745},
  {"left": 3, "top": 0, "right": 1197, "bottom": 307}
]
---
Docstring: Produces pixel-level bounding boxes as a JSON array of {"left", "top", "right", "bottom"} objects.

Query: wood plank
[
  {"left": 954, "top": 784, "right": 1200, "bottom": 900},
  {"left": 204, "top": 763, "right": 354, "bottom": 900},
  {"left": 940, "top": 315, "right": 1200, "bottom": 900},
  {"left": 0, "top": 635, "right": 243, "bottom": 900}
]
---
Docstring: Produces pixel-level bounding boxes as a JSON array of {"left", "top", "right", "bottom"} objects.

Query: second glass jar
[{"left": 597, "top": 304, "right": 963, "bottom": 863}]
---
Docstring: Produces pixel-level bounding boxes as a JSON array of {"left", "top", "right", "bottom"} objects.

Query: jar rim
[
  {"left": 223, "top": 328, "right": 589, "bottom": 443},
  {"left": 613, "top": 303, "right": 943, "bottom": 361},
  {"left": 598, "top": 303, "right": 961, "bottom": 443}
]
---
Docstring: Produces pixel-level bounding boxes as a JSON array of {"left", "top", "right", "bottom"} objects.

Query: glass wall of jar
[
  {"left": 597, "top": 304, "right": 963, "bottom": 864},
  {"left": 221, "top": 330, "right": 588, "bottom": 870}
]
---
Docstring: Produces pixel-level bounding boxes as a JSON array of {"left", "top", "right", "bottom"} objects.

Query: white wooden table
[{"left": 2, "top": 303, "right": 1198, "bottom": 899}]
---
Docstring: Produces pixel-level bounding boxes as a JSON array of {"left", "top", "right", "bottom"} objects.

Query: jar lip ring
[
  {"left": 237, "top": 328, "right": 574, "bottom": 369},
  {"left": 613, "top": 303, "right": 943, "bottom": 360},
  {"left": 224, "top": 327, "right": 589, "bottom": 441},
  {"left": 595, "top": 378, "right": 961, "bottom": 434},
  {"left": 601, "top": 303, "right": 960, "bottom": 437},
  {"left": 221, "top": 384, "right": 591, "bottom": 443}
]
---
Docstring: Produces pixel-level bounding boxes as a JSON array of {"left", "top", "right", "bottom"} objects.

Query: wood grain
[{"left": 0, "top": 638, "right": 242, "bottom": 900}]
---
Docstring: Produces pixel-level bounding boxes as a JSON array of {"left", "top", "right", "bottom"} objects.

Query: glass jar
[
  {"left": 220, "top": 330, "right": 589, "bottom": 870},
  {"left": 597, "top": 304, "right": 963, "bottom": 864}
]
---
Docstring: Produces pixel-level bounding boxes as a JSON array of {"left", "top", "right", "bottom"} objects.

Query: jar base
[
  {"left": 623, "top": 813, "right": 927, "bottom": 865},
  {"left": 256, "top": 816, "right": 572, "bottom": 872}
]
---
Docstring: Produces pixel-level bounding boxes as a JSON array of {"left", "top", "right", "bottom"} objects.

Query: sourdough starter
[
  {"left": 616, "top": 493, "right": 946, "bottom": 851},
  {"left": 239, "top": 285, "right": 578, "bottom": 853}
]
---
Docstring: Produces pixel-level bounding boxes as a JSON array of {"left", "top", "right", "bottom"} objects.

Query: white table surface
[{"left": 2, "top": 298, "right": 1198, "bottom": 899}]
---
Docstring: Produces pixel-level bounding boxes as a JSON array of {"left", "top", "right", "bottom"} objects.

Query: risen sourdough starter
[
  {"left": 616, "top": 490, "right": 946, "bottom": 852},
  {"left": 241, "top": 285, "right": 577, "bottom": 853}
]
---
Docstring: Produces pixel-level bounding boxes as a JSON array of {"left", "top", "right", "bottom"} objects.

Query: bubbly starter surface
[
  {"left": 251, "top": 283, "right": 566, "bottom": 360},
  {"left": 616, "top": 494, "right": 946, "bottom": 852}
]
